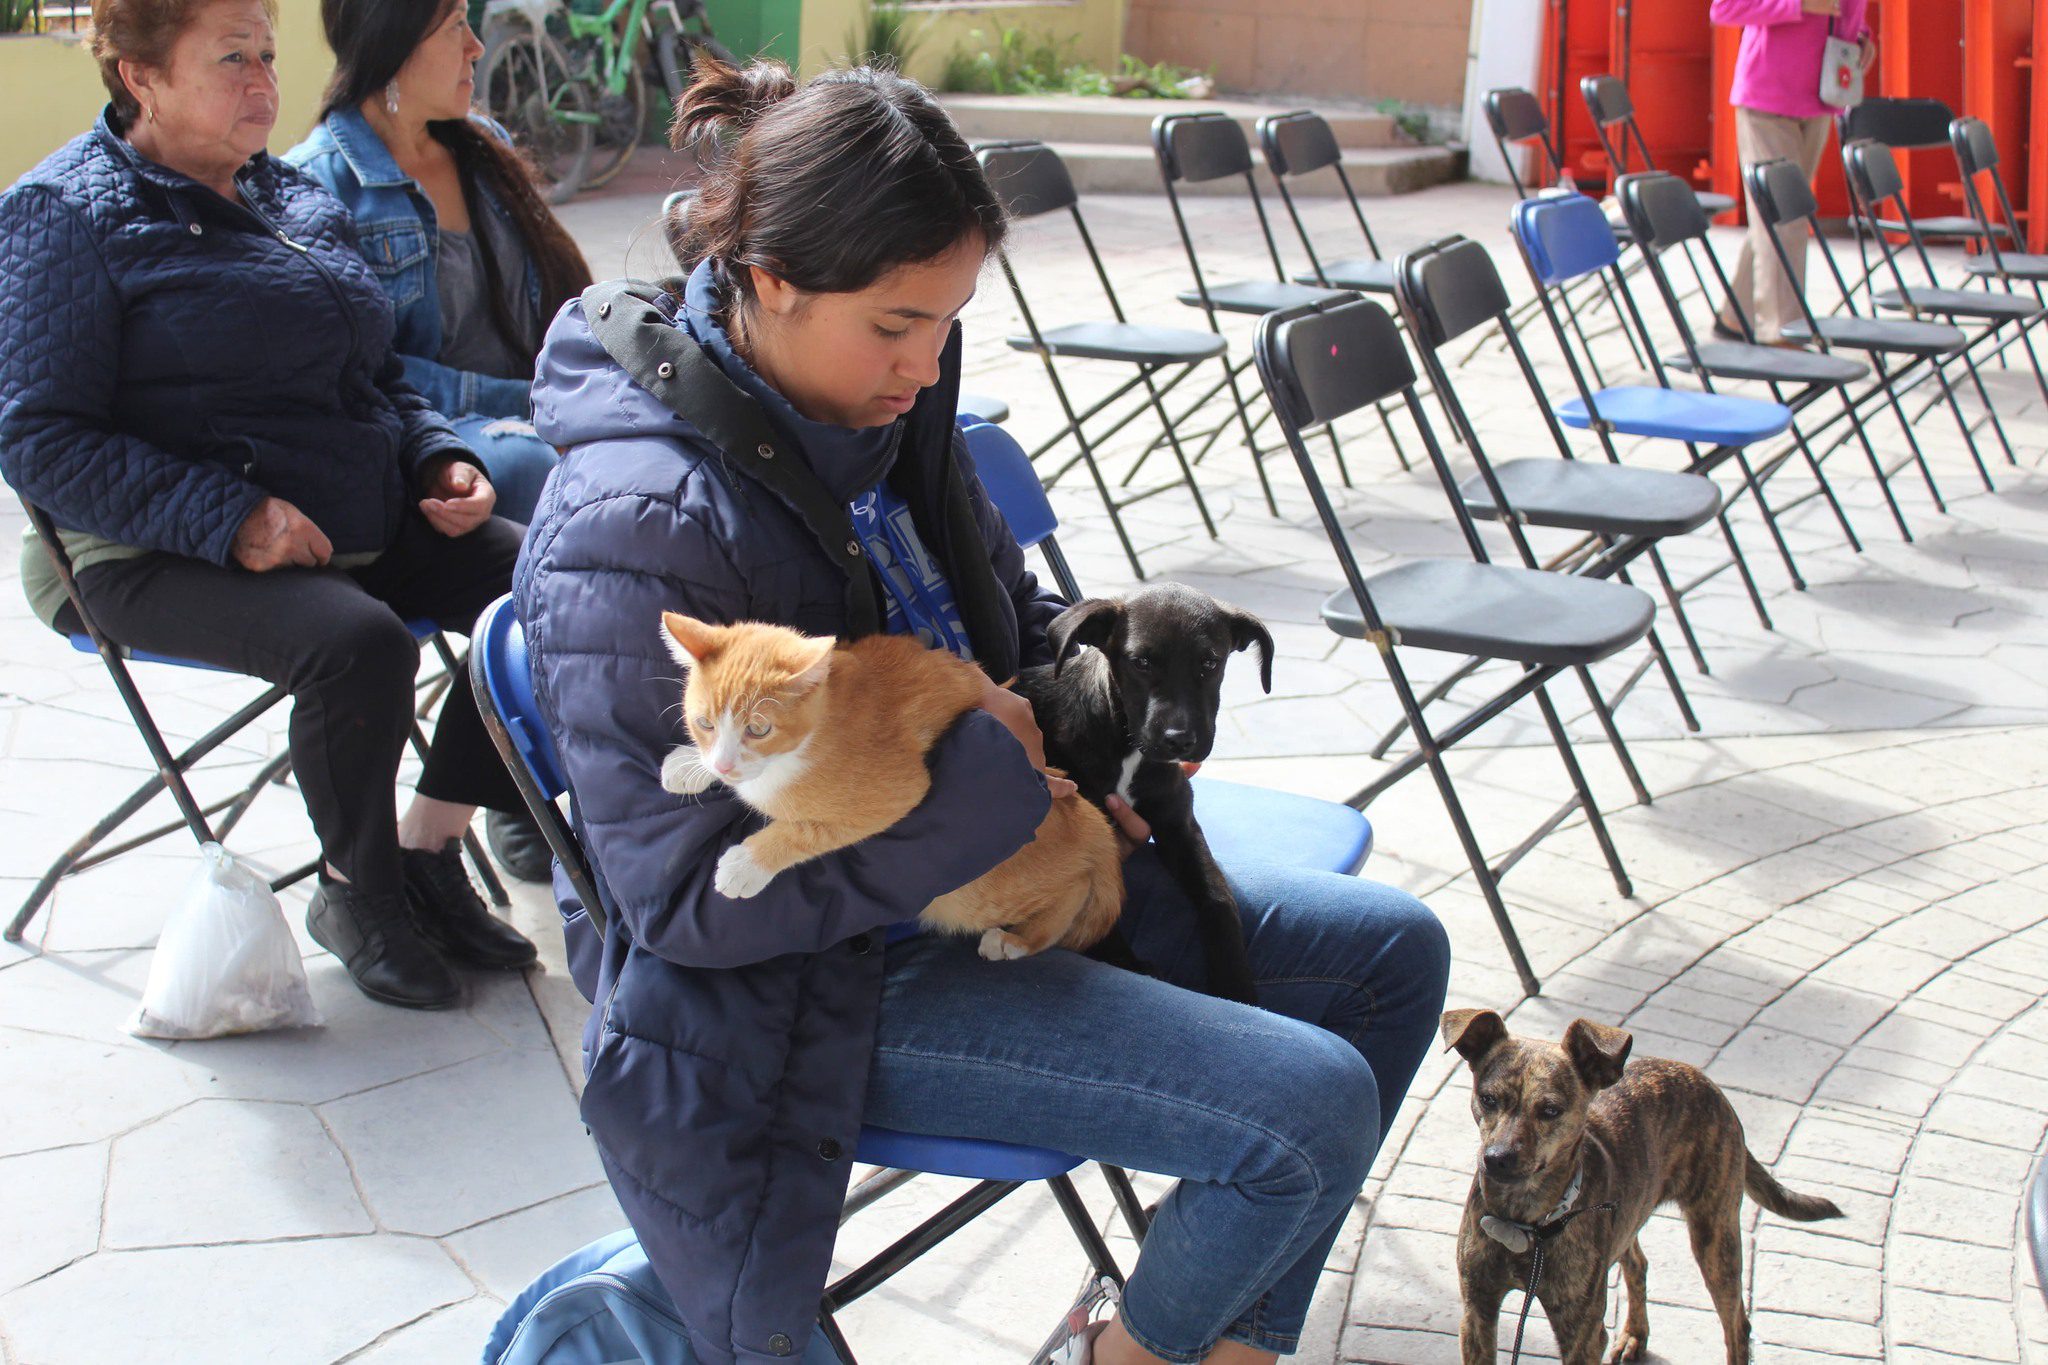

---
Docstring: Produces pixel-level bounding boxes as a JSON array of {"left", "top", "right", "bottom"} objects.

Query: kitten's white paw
[
  {"left": 661, "top": 746, "right": 716, "bottom": 795},
  {"left": 714, "top": 844, "right": 774, "bottom": 899},
  {"left": 977, "top": 927, "right": 1030, "bottom": 961}
]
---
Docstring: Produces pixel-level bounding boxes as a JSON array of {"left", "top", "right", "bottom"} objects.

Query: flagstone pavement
[{"left": 2, "top": 171, "right": 2046, "bottom": 1363}]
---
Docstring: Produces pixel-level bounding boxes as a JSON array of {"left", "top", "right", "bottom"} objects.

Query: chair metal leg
[
  {"left": 1531, "top": 683, "right": 1632, "bottom": 899},
  {"left": 1137, "top": 369, "right": 1219, "bottom": 541},
  {"left": 818, "top": 1312, "right": 858, "bottom": 1365},
  {"left": 1572, "top": 661, "right": 1653, "bottom": 807},
  {"left": 822, "top": 1178, "right": 1023, "bottom": 1313},
  {"left": 1784, "top": 404, "right": 1864, "bottom": 553},
  {"left": 1099, "top": 1163, "right": 1150, "bottom": 1246},
  {"left": 1047, "top": 1172, "right": 1128, "bottom": 1290}
]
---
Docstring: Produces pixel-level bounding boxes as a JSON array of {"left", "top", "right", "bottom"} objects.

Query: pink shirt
[{"left": 1711, "top": 0, "right": 1869, "bottom": 121}]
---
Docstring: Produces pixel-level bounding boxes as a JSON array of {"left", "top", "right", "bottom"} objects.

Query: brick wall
[{"left": 1124, "top": 0, "right": 1472, "bottom": 108}]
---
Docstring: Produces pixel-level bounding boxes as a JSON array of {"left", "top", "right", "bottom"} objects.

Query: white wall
[{"left": 1460, "top": 0, "right": 1545, "bottom": 185}]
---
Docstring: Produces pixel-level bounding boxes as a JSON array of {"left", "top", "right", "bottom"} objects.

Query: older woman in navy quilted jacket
[{"left": 0, "top": 0, "right": 538, "bottom": 1010}]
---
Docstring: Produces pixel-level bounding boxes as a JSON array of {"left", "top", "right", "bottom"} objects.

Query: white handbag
[{"left": 1818, "top": 19, "right": 1865, "bottom": 110}]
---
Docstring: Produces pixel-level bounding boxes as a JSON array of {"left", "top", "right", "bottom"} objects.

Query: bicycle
[{"left": 478, "top": 0, "right": 735, "bottom": 204}]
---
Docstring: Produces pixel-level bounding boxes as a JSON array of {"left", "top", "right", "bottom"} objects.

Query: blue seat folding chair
[
  {"left": 471, "top": 595, "right": 1145, "bottom": 1365},
  {"left": 5, "top": 497, "right": 506, "bottom": 944},
  {"left": 972, "top": 137, "right": 1228, "bottom": 580},
  {"left": 1254, "top": 294, "right": 1660, "bottom": 997},
  {"left": 1509, "top": 191, "right": 1792, "bottom": 640},
  {"left": 959, "top": 417, "right": 1374, "bottom": 878}
]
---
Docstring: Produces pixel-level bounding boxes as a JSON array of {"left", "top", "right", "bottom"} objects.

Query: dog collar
[{"left": 1480, "top": 1162, "right": 1609, "bottom": 1256}]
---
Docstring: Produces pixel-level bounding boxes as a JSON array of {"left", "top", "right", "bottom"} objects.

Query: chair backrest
[
  {"left": 1509, "top": 193, "right": 1622, "bottom": 287},
  {"left": 957, "top": 420, "right": 1083, "bottom": 603},
  {"left": 1745, "top": 157, "right": 1819, "bottom": 230},
  {"left": 974, "top": 139, "right": 1079, "bottom": 219},
  {"left": 1842, "top": 136, "right": 1906, "bottom": 207},
  {"left": 1580, "top": 74, "right": 1633, "bottom": 129},
  {"left": 1950, "top": 116, "right": 1999, "bottom": 176},
  {"left": 1840, "top": 97, "right": 1955, "bottom": 150},
  {"left": 1396, "top": 237, "right": 1511, "bottom": 349},
  {"left": 1154, "top": 110, "right": 1253, "bottom": 184},
  {"left": 1254, "top": 295, "right": 1417, "bottom": 432},
  {"left": 1485, "top": 87, "right": 1548, "bottom": 144},
  {"left": 1259, "top": 109, "right": 1343, "bottom": 178},
  {"left": 1616, "top": 169, "right": 1708, "bottom": 251},
  {"left": 1948, "top": 117, "right": 2020, "bottom": 272}
]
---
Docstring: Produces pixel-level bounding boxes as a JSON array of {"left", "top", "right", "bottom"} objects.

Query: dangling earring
[
  {"left": 146, "top": 102, "right": 157, "bottom": 123},
  {"left": 385, "top": 81, "right": 400, "bottom": 115}
]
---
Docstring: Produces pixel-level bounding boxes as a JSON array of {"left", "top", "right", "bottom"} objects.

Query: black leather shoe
[
  {"left": 307, "top": 878, "right": 461, "bottom": 1010},
  {"left": 400, "top": 843, "right": 539, "bottom": 970},
  {"left": 486, "top": 808, "right": 553, "bottom": 883}
]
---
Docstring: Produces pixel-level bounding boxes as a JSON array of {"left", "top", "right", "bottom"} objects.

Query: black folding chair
[
  {"left": 1744, "top": 156, "right": 1986, "bottom": 520},
  {"left": 973, "top": 138, "right": 1227, "bottom": 581},
  {"left": 1840, "top": 99, "right": 2012, "bottom": 244},
  {"left": 1613, "top": 170, "right": 1883, "bottom": 571},
  {"left": 1392, "top": 234, "right": 1711, "bottom": 766},
  {"left": 1147, "top": 110, "right": 1362, "bottom": 513},
  {"left": 1947, "top": 118, "right": 2048, "bottom": 365},
  {"left": 1256, "top": 109, "right": 1399, "bottom": 297},
  {"left": 1579, "top": 75, "right": 1738, "bottom": 222},
  {"left": 1842, "top": 137, "right": 2048, "bottom": 438},
  {"left": 6, "top": 499, "right": 507, "bottom": 944},
  {"left": 1255, "top": 294, "right": 1659, "bottom": 997}
]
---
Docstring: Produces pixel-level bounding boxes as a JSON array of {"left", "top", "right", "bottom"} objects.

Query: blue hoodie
[{"left": 512, "top": 263, "right": 1064, "bottom": 1364}]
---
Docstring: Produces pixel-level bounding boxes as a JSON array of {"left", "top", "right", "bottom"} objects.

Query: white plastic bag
[{"left": 126, "top": 843, "right": 321, "bottom": 1040}]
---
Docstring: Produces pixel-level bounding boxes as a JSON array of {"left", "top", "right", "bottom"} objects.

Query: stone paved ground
[{"left": 2, "top": 170, "right": 2045, "bottom": 1363}]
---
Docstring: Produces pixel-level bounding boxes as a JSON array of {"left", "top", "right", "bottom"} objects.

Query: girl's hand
[
  {"left": 1104, "top": 794, "right": 1150, "bottom": 861},
  {"left": 977, "top": 676, "right": 1078, "bottom": 799}
]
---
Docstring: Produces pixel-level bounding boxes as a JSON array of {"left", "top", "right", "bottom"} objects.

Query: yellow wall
[
  {"left": 795, "top": 0, "right": 1125, "bottom": 88},
  {"left": 0, "top": 0, "right": 332, "bottom": 188}
]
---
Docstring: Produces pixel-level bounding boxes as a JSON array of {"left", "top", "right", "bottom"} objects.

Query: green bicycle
[{"left": 478, "top": 0, "right": 735, "bottom": 204}]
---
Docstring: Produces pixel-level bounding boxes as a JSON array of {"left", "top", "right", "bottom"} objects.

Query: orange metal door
[
  {"left": 1874, "top": 0, "right": 1967, "bottom": 219},
  {"left": 1610, "top": 0, "right": 1716, "bottom": 191},
  {"left": 2035, "top": 0, "right": 2047, "bottom": 250},
  {"left": 1961, "top": 0, "right": 2034, "bottom": 248},
  {"left": 1539, "top": 0, "right": 1617, "bottom": 189}
]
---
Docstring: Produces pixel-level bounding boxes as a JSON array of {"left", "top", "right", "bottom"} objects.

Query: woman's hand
[
  {"left": 232, "top": 496, "right": 333, "bottom": 572},
  {"left": 419, "top": 459, "right": 496, "bottom": 536},
  {"left": 977, "top": 676, "right": 1078, "bottom": 799}
]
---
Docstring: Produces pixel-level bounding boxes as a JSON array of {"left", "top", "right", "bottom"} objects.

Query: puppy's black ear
[
  {"left": 1048, "top": 598, "right": 1123, "bottom": 677},
  {"left": 1441, "top": 1008, "right": 1507, "bottom": 1064},
  {"left": 1562, "top": 1019, "right": 1633, "bottom": 1092},
  {"left": 1225, "top": 606, "right": 1273, "bottom": 694}
]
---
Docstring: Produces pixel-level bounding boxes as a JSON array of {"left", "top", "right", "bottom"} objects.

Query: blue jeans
[
  {"left": 865, "top": 851, "right": 1451, "bottom": 1362},
  {"left": 453, "top": 413, "right": 559, "bottom": 525}
]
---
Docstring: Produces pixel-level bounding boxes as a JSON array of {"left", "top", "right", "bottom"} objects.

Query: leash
[{"left": 1481, "top": 1164, "right": 1615, "bottom": 1365}]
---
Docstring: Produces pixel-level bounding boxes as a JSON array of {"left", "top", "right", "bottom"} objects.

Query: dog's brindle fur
[
  {"left": 1012, "top": 584, "right": 1272, "bottom": 1005},
  {"left": 1441, "top": 1009, "right": 1843, "bottom": 1365}
]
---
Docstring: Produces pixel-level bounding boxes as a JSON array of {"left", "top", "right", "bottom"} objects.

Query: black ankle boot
[
  {"left": 307, "top": 878, "right": 461, "bottom": 1010},
  {"left": 486, "top": 807, "right": 553, "bottom": 883},
  {"left": 400, "top": 843, "right": 539, "bottom": 970}
]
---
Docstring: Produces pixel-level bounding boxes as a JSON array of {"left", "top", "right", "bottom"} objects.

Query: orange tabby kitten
[{"left": 657, "top": 612, "right": 1124, "bottom": 960}]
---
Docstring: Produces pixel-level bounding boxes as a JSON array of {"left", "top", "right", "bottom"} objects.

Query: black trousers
[{"left": 64, "top": 514, "right": 526, "bottom": 894}]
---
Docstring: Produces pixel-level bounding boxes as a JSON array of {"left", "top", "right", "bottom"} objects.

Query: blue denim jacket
[{"left": 285, "top": 109, "right": 541, "bottom": 420}]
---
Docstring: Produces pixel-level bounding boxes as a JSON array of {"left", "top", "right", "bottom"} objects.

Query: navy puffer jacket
[
  {"left": 0, "top": 110, "right": 471, "bottom": 565},
  {"left": 513, "top": 264, "right": 1066, "bottom": 1365}
]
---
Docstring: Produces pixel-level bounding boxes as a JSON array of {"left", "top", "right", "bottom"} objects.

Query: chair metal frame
[
  {"left": 1255, "top": 293, "right": 1662, "bottom": 997},
  {"left": 1946, "top": 117, "right": 2048, "bottom": 379},
  {"left": 1578, "top": 74, "right": 1739, "bottom": 224},
  {"left": 973, "top": 137, "right": 1226, "bottom": 581},
  {"left": 468, "top": 594, "right": 1149, "bottom": 1365},
  {"left": 7, "top": 498, "right": 508, "bottom": 944},
  {"left": 1837, "top": 98, "right": 2011, "bottom": 301}
]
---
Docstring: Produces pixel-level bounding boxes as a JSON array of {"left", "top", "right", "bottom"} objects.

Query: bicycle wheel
[
  {"left": 479, "top": 23, "right": 594, "bottom": 204},
  {"left": 578, "top": 55, "right": 647, "bottom": 191}
]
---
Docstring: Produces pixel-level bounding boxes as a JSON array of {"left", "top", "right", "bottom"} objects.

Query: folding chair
[
  {"left": 1478, "top": 88, "right": 1647, "bottom": 379},
  {"left": 1391, "top": 233, "right": 1714, "bottom": 765},
  {"left": 958, "top": 416, "right": 1375, "bottom": 878},
  {"left": 1578, "top": 75, "right": 1737, "bottom": 221},
  {"left": 1509, "top": 192, "right": 1791, "bottom": 640},
  {"left": 1613, "top": 170, "right": 1883, "bottom": 574},
  {"left": 1255, "top": 294, "right": 1660, "bottom": 997},
  {"left": 1947, "top": 118, "right": 2048, "bottom": 373},
  {"left": 1148, "top": 110, "right": 1365, "bottom": 513},
  {"left": 1744, "top": 155, "right": 1985, "bottom": 516},
  {"left": 973, "top": 138, "right": 1228, "bottom": 581},
  {"left": 470, "top": 593, "right": 1149, "bottom": 1365},
  {"left": 1840, "top": 99, "right": 2012, "bottom": 246},
  {"left": 6, "top": 499, "right": 508, "bottom": 944},
  {"left": 1842, "top": 137, "right": 2048, "bottom": 440}
]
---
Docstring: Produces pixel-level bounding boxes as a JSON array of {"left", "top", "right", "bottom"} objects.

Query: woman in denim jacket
[{"left": 288, "top": 0, "right": 592, "bottom": 528}]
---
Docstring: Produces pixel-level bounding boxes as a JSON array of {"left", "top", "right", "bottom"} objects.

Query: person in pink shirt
[{"left": 1711, "top": 0, "right": 1874, "bottom": 343}]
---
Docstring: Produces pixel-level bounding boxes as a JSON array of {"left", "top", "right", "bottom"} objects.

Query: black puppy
[{"left": 1013, "top": 583, "right": 1273, "bottom": 1004}]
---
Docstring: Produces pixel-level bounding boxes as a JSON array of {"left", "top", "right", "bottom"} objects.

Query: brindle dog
[{"left": 1441, "top": 1009, "right": 1843, "bottom": 1364}]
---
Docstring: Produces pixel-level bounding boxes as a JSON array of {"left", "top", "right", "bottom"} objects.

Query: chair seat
[
  {"left": 1192, "top": 777, "right": 1372, "bottom": 876},
  {"left": 1460, "top": 460, "right": 1722, "bottom": 539},
  {"left": 1319, "top": 559, "right": 1655, "bottom": 669},
  {"left": 1695, "top": 189, "right": 1737, "bottom": 217},
  {"left": 1963, "top": 252, "right": 2048, "bottom": 282},
  {"left": 956, "top": 392, "right": 1010, "bottom": 425},
  {"left": 1875, "top": 215, "right": 2008, "bottom": 239},
  {"left": 1781, "top": 315, "right": 1964, "bottom": 356},
  {"left": 1292, "top": 257, "right": 1399, "bottom": 294},
  {"left": 1554, "top": 386, "right": 1792, "bottom": 445},
  {"left": 1669, "top": 341, "right": 1868, "bottom": 385},
  {"left": 1177, "top": 279, "right": 1352, "bottom": 316},
  {"left": 856, "top": 1126, "right": 1082, "bottom": 1180},
  {"left": 1874, "top": 287, "right": 2042, "bottom": 322},
  {"left": 1008, "top": 321, "right": 1228, "bottom": 365},
  {"left": 70, "top": 618, "right": 442, "bottom": 672}
]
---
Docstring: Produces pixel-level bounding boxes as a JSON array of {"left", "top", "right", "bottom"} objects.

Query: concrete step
[
  {"left": 941, "top": 93, "right": 1400, "bottom": 151},
  {"left": 1045, "top": 140, "right": 1462, "bottom": 198}
]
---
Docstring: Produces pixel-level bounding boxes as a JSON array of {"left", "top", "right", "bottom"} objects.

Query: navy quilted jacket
[
  {"left": 0, "top": 110, "right": 471, "bottom": 565},
  {"left": 513, "top": 266, "right": 1063, "bottom": 1365}
]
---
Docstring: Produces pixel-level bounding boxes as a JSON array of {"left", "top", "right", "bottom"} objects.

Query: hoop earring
[{"left": 385, "top": 81, "right": 400, "bottom": 115}]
